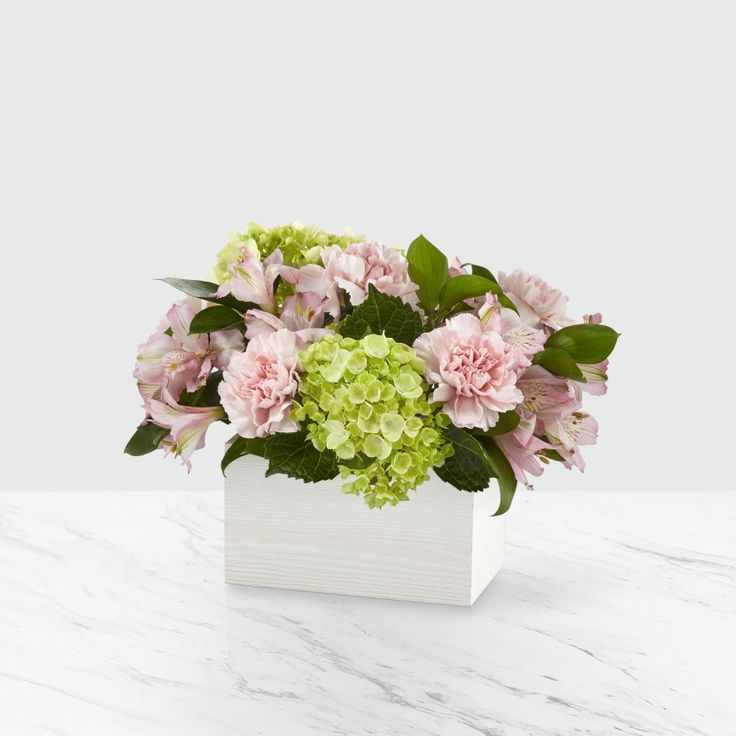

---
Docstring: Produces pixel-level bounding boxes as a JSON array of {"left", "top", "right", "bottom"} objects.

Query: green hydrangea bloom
[
  {"left": 210, "top": 221, "right": 362, "bottom": 284},
  {"left": 293, "top": 334, "right": 453, "bottom": 508}
]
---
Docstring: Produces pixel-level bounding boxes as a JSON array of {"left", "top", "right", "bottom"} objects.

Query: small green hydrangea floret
[
  {"left": 210, "top": 221, "right": 362, "bottom": 283},
  {"left": 293, "top": 333, "right": 453, "bottom": 508}
]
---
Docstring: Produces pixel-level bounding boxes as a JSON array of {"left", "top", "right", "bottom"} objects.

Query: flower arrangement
[{"left": 126, "top": 222, "right": 619, "bottom": 514}]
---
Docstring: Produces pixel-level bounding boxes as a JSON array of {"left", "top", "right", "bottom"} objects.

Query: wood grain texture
[{"left": 225, "top": 456, "right": 504, "bottom": 605}]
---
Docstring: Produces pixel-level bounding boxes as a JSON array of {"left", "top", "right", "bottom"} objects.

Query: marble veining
[{"left": 0, "top": 490, "right": 733, "bottom": 735}]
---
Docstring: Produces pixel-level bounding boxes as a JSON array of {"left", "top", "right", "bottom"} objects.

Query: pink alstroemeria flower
[
  {"left": 516, "top": 365, "right": 575, "bottom": 426},
  {"left": 134, "top": 298, "right": 244, "bottom": 407},
  {"left": 216, "top": 247, "right": 299, "bottom": 311},
  {"left": 414, "top": 313, "right": 524, "bottom": 431},
  {"left": 544, "top": 408, "right": 599, "bottom": 472},
  {"left": 297, "top": 241, "right": 418, "bottom": 318},
  {"left": 244, "top": 292, "right": 330, "bottom": 349},
  {"left": 148, "top": 391, "right": 225, "bottom": 470},
  {"left": 478, "top": 294, "right": 546, "bottom": 368},
  {"left": 494, "top": 414, "right": 550, "bottom": 489}
]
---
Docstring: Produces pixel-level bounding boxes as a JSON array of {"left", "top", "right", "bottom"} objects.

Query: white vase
[{"left": 224, "top": 456, "right": 505, "bottom": 606}]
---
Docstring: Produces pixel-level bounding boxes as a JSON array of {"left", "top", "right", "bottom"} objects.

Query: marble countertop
[{"left": 0, "top": 490, "right": 733, "bottom": 736}]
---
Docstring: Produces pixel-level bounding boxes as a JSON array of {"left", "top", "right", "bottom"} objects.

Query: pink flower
[
  {"left": 516, "top": 365, "right": 576, "bottom": 426},
  {"left": 245, "top": 292, "right": 330, "bottom": 348},
  {"left": 497, "top": 269, "right": 572, "bottom": 329},
  {"left": 448, "top": 256, "right": 469, "bottom": 279},
  {"left": 148, "top": 390, "right": 225, "bottom": 470},
  {"left": 218, "top": 329, "right": 300, "bottom": 438},
  {"left": 515, "top": 365, "right": 598, "bottom": 472},
  {"left": 494, "top": 415, "right": 550, "bottom": 489},
  {"left": 578, "top": 360, "right": 609, "bottom": 395},
  {"left": 583, "top": 312, "right": 603, "bottom": 325},
  {"left": 216, "top": 248, "right": 299, "bottom": 311},
  {"left": 134, "top": 298, "right": 244, "bottom": 407},
  {"left": 478, "top": 294, "right": 546, "bottom": 367},
  {"left": 413, "top": 313, "right": 523, "bottom": 430},
  {"left": 544, "top": 408, "right": 598, "bottom": 472},
  {"left": 297, "top": 242, "right": 418, "bottom": 318}
]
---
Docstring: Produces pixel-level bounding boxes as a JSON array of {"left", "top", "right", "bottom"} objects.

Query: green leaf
[
  {"left": 546, "top": 324, "right": 620, "bottom": 364},
  {"left": 446, "top": 302, "right": 475, "bottom": 317},
  {"left": 263, "top": 431, "right": 340, "bottom": 482},
  {"left": 221, "top": 436, "right": 267, "bottom": 474},
  {"left": 124, "top": 422, "right": 169, "bottom": 456},
  {"left": 337, "top": 284, "right": 424, "bottom": 345},
  {"left": 469, "top": 264, "right": 498, "bottom": 283},
  {"left": 406, "top": 235, "right": 449, "bottom": 312},
  {"left": 178, "top": 371, "right": 225, "bottom": 408},
  {"left": 438, "top": 275, "right": 495, "bottom": 312},
  {"left": 481, "top": 437, "right": 518, "bottom": 516},
  {"left": 434, "top": 426, "right": 495, "bottom": 492},
  {"left": 159, "top": 277, "right": 221, "bottom": 299},
  {"left": 532, "top": 347, "right": 585, "bottom": 381},
  {"left": 189, "top": 305, "right": 244, "bottom": 334},
  {"left": 159, "top": 277, "right": 251, "bottom": 311},
  {"left": 338, "top": 453, "right": 374, "bottom": 471},
  {"left": 540, "top": 448, "right": 565, "bottom": 462},
  {"left": 473, "top": 411, "right": 521, "bottom": 437}
]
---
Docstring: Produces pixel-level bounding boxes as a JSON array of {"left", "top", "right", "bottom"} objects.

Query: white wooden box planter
[{"left": 224, "top": 456, "right": 505, "bottom": 606}]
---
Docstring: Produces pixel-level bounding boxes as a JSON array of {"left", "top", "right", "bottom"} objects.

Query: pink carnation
[
  {"left": 413, "top": 313, "right": 523, "bottom": 430},
  {"left": 218, "top": 329, "right": 300, "bottom": 438},
  {"left": 134, "top": 298, "right": 244, "bottom": 408},
  {"left": 297, "top": 241, "right": 418, "bottom": 318},
  {"left": 498, "top": 269, "right": 572, "bottom": 329}
]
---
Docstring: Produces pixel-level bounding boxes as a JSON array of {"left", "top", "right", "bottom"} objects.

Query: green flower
[
  {"left": 210, "top": 221, "right": 362, "bottom": 284},
  {"left": 294, "top": 333, "right": 453, "bottom": 508}
]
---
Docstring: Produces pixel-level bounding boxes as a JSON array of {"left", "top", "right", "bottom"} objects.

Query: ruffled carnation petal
[{"left": 218, "top": 330, "right": 300, "bottom": 438}]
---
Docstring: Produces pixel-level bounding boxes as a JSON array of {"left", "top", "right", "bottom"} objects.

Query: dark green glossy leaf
[
  {"left": 124, "top": 422, "right": 169, "bottom": 456},
  {"left": 546, "top": 324, "right": 620, "bottom": 364},
  {"left": 434, "top": 426, "right": 495, "bottom": 492},
  {"left": 338, "top": 453, "right": 374, "bottom": 471},
  {"left": 263, "top": 431, "right": 340, "bottom": 482},
  {"left": 158, "top": 277, "right": 251, "bottom": 311},
  {"left": 481, "top": 436, "right": 518, "bottom": 516},
  {"left": 337, "top": 284, "right": 424, "bottom": 345},
  {"left": 438, "top": 275, "right": 495, "bottom": 312},
  {"left": 221, "top": 436, "right": 267, "bottom": 474},
  {"left": 189, "top": 305, "right": 244, "bottom": 334},
  {"left": 532, "top": 347, "right": 585, "bottom": 381},
  {"left": 406, "top": 235, "right": 449, "bottom": 312},
  {"left": 178, "top": 371, "right": 225, "bottom": 408}
]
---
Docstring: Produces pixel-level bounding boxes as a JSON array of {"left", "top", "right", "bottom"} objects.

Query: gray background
[{"left": 2, "top": 1, "right": 732, "bottom": 491}]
